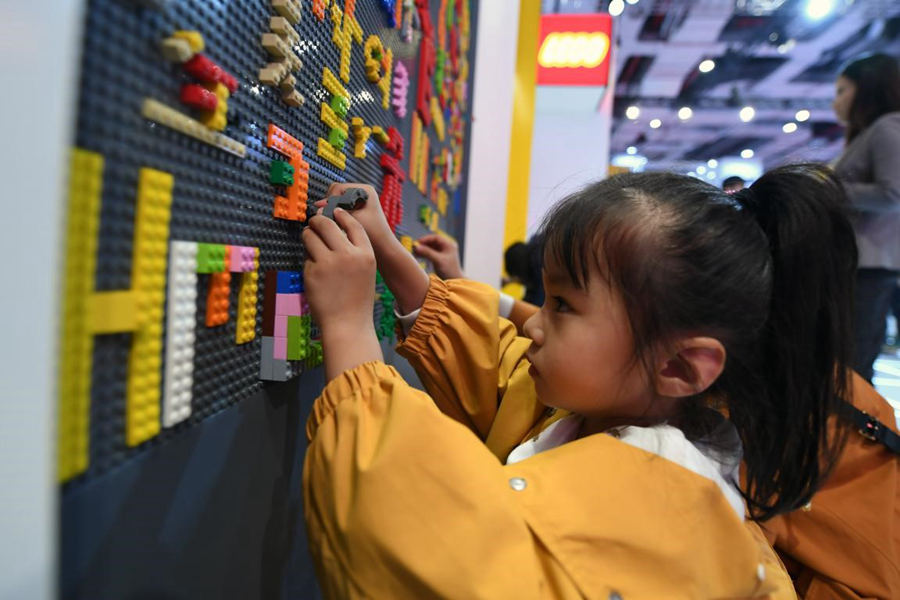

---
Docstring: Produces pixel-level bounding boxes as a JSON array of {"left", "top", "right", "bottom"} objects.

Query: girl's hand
[
  {"left": 302, "top": 209, "right": 377, "bottom": 338},
  {"left": 314, "top": 183, "right": 393, "bottom": 251},
  {"left": 413, "top": 234, "right": 465, "bottom": 279}
]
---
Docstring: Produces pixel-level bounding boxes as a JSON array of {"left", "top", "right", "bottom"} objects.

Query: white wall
[
  {"left": 463, "top": 1, "right": 522, "bottom": 287},
  {"left": 526, "top": 86, "right": 612, "bottom": 236},
  {"left": 0, "top": 1, "right": 82, "bottom": 598}
]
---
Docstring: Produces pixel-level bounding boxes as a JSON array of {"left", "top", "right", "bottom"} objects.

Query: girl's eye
[{"left": 553, "top": 296, "right": 571, "bottom": 313}]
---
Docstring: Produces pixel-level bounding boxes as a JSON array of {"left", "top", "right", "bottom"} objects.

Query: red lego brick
[{"left": 180, "top": 84, "right": 218, "bottom": 111}]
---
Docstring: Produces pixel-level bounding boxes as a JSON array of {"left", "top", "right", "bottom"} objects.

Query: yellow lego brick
[
  {"left": 204, "top": 82, "right": 230, "bottom": 102},
  {"left": 320, "top": 102, "right": 348, "bottom": 134},
  {"left": 350, "top": 117, "right": 371, "bottom": 158},
  {"left": 436, "top": 187, "right": 448, "bottom": 216},
  {"left": 410, "top": 114, "right": 423, "bottom": 186},
  {"left": 126, "top": 168, "right": 174, "bottom": 447},
  {"left": 172, "top": 30, "right": 204, "bottom": 53},
  {"left": 89, "top": 290, "right": 138, "bottom": 334},
  {"left": 371, "top": 126, "right": 390, "bottom": 145},
  {"left": 273, "top": 0, "right": 301, "bottom": 24},
  {"left": 364, "top": 35, "right": 384, "bottom": 83},
  {"left": 430, "top": 96, "right": 446, "bottom": 141},
  {"left": 160, "top": 37, "right": 193, "bottom": 62},
  {"left": 200, "top": 108, "right": 227, "bottom": 132},
  {"left": 321, "top": 67, "right": 348, "bottom": 99},
  {"left": 235, "top": 269, "right": 259, "bottom": 345},
  {"left": 270, "top": 16, "right": 300, "bottom": 45},
  {"left": 430, "top": 211, "right": 440, "bottom": 232},
  {"left": 317, "top": 137, "right": 346, "bottom": 170},
  {"left": 141, "top": 99, "right": 246, "bottom": 158},
  {"left": 400, "top": 235, "right": 414, "bottom": 253},
  {"left": 58, "top": 148, "right": 103, "bottom": 482},
  {"left": 379, "top": 48, "right": 393, "bottom": 110}
]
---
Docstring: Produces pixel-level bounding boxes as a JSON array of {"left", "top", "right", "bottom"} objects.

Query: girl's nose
[{"left": 522, "top": 311, "right": 543, "bottom": 345}]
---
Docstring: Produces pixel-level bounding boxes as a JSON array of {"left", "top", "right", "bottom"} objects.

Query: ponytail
[{"left": 732, "top": 164, "right": 856, "bottom": 519}]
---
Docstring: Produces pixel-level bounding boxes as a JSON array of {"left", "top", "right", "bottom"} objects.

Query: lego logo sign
[{"left": 536, "top": 14, "right": 612, "bottom": 86}]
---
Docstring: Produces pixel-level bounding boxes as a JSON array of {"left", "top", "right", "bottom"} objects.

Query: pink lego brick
[
  {"left": 276, "top": 293, "right": 303, "bottom": 316},
  {"left": 229, "top": 246, "right": 256, "bottom": 272},
  {"left": 275, "top": 315, "right": 288, "bottom": 338},
  {"left": 273, "top": 336, "right": 287, "bottom": 360}
]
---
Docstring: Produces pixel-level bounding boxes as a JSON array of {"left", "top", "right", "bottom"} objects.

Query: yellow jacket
[{"left": 304, "top": 276, "right": 795, "bottom": 599}]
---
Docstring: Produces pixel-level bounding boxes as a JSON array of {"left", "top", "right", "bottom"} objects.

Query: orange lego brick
[{"left": 206, "top": 248, "right": 231, "bottom": 327}]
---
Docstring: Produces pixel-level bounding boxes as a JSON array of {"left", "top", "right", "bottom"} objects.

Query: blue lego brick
[{"left": 276, "top": 271, "right": 303, "bottom": 294}]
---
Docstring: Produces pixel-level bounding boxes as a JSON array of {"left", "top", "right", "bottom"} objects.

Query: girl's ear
[{"left": 654, "top": 337, "right": 726, "bottom": 398}]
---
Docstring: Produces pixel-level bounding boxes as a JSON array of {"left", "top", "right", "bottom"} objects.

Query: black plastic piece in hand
[{"left": 321, "top": 188, "right": 368, "bottom": 219}]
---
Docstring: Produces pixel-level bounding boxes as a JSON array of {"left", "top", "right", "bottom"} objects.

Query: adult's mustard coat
[{"left": 303, "top": 276, "right": 794, "bottom": 599}]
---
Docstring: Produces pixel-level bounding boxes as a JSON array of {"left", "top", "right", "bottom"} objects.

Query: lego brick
[
  {"left": 197, "top": 242, "right": 227, "bottom": 273},
  {"left": 317, "top": 137, "right": 347, "bottom": 170},
  {"left": 321, "top": 66, "right": 349, "bottom": 99},
  {"left": 274, "top": 315, "right": 289, "bottom": 338},
  {"left": 430, "top": 96, "right": 445, "bottom": 141},
  {"left": 269, "top": 160, "right": 294, "bottom": 186},
  {"left": 58, "top": 148, "right": 103, "bottom": 482},
  {"left": 172, "top": 30, "right": 205, "bottom": 53},
  {"left": 400, "top": 235, "right": 414, "bottom": 253},
  {"left": 180, "top": 84, "right": 218, "bottom": 111},
  {"left": 329, "top": 2, "right": 363, "bottom": 83},
  {"left": 272, "top": 0, "right": 302, "bottom": 24},
  {"left": 163, "top": 240, "right": 198, "bottom": 427},
  {"left": 259, "top": 62, "right": 290, "bottom": 86},
  {"left": 266, "top": 124, "right": 310, "bottom": 222},
  {"left": 160, "top": 37, "right": 194, "bottom": 62},
  {"left": 275, "top": 293, "right": 302, "bottom": 316},
  {"left": 270, "top": 16, "right": 301, "bottom": 45},
  {"left": 126, "top": 167, "right": 174, "bottom": 447},
  {"left": 183, "top": 54, "right": 238, "bottom": 93},
  {"left": 329, "top": 94, "right": 350, "bottom": 118},
  {"left": 273, "top": 336, "right": 287, "bottom": 360},
  {"left": 350, "top": 117, "right": 372, "bottom": 158},
  {"left": 278, "top": 73, "right": 298, "bottom": 93},
  {"left": 286, "top": 316, "right": 306, "bottom": 360},
  {"left": 320, "top": 100, "right": 349, "bottom": 134},
  {"left": 312, "top": 0, "right": 330, "bottom": 20},
  {"left": 259, "top": 337, "right": 276, "bottom": 380},
  {"left": 205, "top": 249, "right": 232, "bottom": 327},
  {"left": 262, "top": 32, "right": 292, "bottom": 60},
  {"left": 282, "top": 89, "right": 304, "bottom": 107},
  {"left": 269, "top": 359, "right": 291, "bottom": 382},
  {"left": 276, "top": 271, "right": 302, "bottom": 294},
  {"left": 328, "top": 127, "right": 347, "bottom": 149},
  {"left": 141, "top": 98, "right": 246, "bottom": 158},
  {"left": 89, "top": 290, "right": 139, "bottom": 334},
  {"left": 230, "top": 245, "right": 257, "bottom": 272},
  {"left": 392, "top": 61, "right": 409, "bottom": 118},
  {"left": 236, "top": 267, "right": 259, "bottom": 345}
]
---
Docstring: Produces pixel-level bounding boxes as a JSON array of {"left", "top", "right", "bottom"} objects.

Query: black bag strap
[{"left": 839, "top": 401, "right": 900, "bottom": 455}]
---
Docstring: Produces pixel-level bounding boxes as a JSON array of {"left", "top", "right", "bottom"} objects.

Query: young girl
[{"left": 300, "top": 165, "right": 854, "bottom": 598}]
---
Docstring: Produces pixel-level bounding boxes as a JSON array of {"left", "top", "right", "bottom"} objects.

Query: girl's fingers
[
  {"left": 307, "top": 214, "right": 349, "bottom": 250},
  {"left": 301, "top": 227, "right": 328, "bottom": 261},
  {"left": 333, "top": 208, "right": 373, "bottom": 251}
]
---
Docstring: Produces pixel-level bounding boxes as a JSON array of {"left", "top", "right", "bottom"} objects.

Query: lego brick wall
[{"left": 58, "top": 0, "right": 477, "bottom": 597}]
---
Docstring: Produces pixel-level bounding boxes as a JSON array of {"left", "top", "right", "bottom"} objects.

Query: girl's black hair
[
  {"left": 840, "top": 53, "right": 900, "bottom": 143},
  {"left": 539, "top": 165, "right": 856, "bottom": 521}
]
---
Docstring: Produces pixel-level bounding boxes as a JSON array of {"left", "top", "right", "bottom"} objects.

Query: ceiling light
[
  {"left": 741, "top": 149, "right": 755, "bottom": 159},
  {"left": 649, "top": 118, "right": 662, "bottom": 129},
  {"left": 782, "top": 122, "right": 798, "bottom": 133},
  {"left": 697, "top": 165, "right": 707, "bottom": 175},
  {"left": 677, "top": 106, "right": 693, "bottom": 120},
  {"left": 777, "top": 39, "right": 796, "bottom": 54},
  {"left": 707, "top": 159, "right": 718, "bottom": 168},
  {"left": 625, "top": 105, "right": 640, "bottom": 120},
  {"left": 795, "top": 109, "right": 810, "bottom": 122},
  {"left": 625, "top": 0, "right": 639, "bottom": 4},
  {"left": 609, "top": 0, "right": 625, "bottom": 16},
  {"left": 739, "top": 106, "right": 756, "bottom": 122},
  {"left": 805, "top": 0, "right": 835, "bottom": 21},
  {"left": 707, "top": 171, "right": 717, "bottom": 180},
  {"left": 698, "top": 59, "right": 716, "bottom": 73},
  {"left": 688, "top": 171, "right": 697, "bottom": 177},
  {"left": 626, "top": 146, "right": 637, "bottom": 155}
]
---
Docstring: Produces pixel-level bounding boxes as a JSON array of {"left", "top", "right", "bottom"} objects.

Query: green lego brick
[
  {"left": 287, "top": 315, "right": 306, "bottom": 360},
  {"left": 328, "top": 127, "right": 347, "bottom": 150},
  {"left": 196, "top": 243, "right": 227, "bottom": 273},
  {"left": 330, "top": 94, "right": 350, "bottom": 119},
  {"left": 269, "top": 160, "right": 294, "bottom": 186}
]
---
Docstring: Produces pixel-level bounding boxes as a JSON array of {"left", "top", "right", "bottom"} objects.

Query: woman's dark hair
[
  {"left": 841, "top": 53, "right": 900, "bottom": 142},
  {"left": 539, "top": 165, "right": 856, "bottom": 520}
]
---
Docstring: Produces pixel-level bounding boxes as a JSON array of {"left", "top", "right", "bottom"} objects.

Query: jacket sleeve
[
  {"left": 303, "top": 361, "right": 543, "bottom": 599},
  {"left": 395, "top": 275, "right": 535, "bottom": 439},
  {"left": 842, "top": 117, "right": 900, "bottom": 213}
]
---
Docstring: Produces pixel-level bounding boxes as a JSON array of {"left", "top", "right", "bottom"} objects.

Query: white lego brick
[{"left": 163, "top": 241, "right": 198, "bottom": 427}]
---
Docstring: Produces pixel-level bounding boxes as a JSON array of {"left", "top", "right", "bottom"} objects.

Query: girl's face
[
  {"left": 523, "top": 256, "right": 655, "bottom": 426},
  {"left": 833, "top": 75, "right": 856, "bottom": 124}
]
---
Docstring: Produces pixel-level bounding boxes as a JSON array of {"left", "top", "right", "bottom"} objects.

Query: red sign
[{"left": 536, "top": 14, "right": 613, "bottom": 87}]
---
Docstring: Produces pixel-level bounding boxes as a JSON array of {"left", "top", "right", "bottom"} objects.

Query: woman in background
[{"left": 833, "top": 53, "right": 900, "bottom": 382}]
